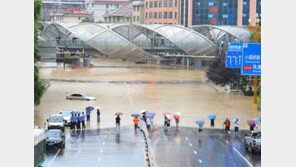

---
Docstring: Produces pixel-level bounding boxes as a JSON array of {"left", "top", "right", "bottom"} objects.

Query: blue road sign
[
  {"left": 226, "top": 51, "right": 242, "bottom": 68},
  {"left": 226, "top": 43, "right": 243, "bottom": 68},
  {"left": 241, "top": 43, "right": 261, "bottom": 76}
]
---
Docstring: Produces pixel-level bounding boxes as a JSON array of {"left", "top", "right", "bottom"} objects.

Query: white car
[
  {"left": 47, "top": 114, "right": 65, "bottom": 131},
  {"left": 59, "top": 111, "right": 72, "bottom": 126},
  {"left": 66, "top": 93, "right": 96, "bottom": 101}
]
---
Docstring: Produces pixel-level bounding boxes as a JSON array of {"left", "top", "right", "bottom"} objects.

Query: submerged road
[{"left": 43, "top": 126, "right": 260, "bottom": 167}]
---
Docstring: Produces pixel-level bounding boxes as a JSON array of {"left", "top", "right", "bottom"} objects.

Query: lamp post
[{"left": 247, "top": 14, "right": 261, "bottom": 104}]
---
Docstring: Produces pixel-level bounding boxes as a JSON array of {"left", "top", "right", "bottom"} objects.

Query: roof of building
[
  {"left": 132, "top": 1, "right": 144, "bottom": 6},
  {"left": 105, "top": 6, "right": 132, "bottom": 17},
  {"left": 51, "top": 12, "right": 90, "bottom": 17},
  {"left": 85, "top": 0, "right": 130, "bottom": 4}
]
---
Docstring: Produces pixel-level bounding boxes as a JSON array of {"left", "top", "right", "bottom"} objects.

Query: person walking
[
  {"left": 164, "top": 116, "right": 168, "bottom": 127},
  {"left": 146, "top": 117, "right": 151, "bottom": 130},
  {"left": 210, "top": 119, "right": 215, "bottom": 128},
  {"left": 133, "top": 117, "right": 139, "bottom": 132},
  {"left": 73, "top": 114, "right": 78, "bottom": 131},
  {"left": 97, "top": 109, "right": 101, "bottom": 123},
  {"left": 116, "top": 115, "right": 121, "bottom": 130},
  {"left": 166, "top": 118, "right": 171, "bottom": 131},
  {"left": 198, "top": 124, "right": 203, "bottom": 132},
  {"left": 77, "top": 114, "right": 81, "bottom": 130},
  {"left": 81, "top": 112, "right": 86, "bottom": 130},
  {"left": 224, "top": 118, "right": 231, "bottom": 133},
  {"left": 142, "top": 112, "right": 147, "bottom": 124},
  {"left": 175, "top": 118, "right": 180, "bottom": 128},
  {"left": 70, "top": 114, "right": 74, "bottom": 131},
  {"left": 86, "top": 109, "right": 91, "bottom": 121},
  {"left": 234, "top": 119, "right": 239, "bottom": 133},
  {"left": 250, "top": 126, "right": 254, "bottom": 131}
]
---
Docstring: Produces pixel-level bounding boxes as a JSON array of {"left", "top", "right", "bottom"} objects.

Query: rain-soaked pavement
[
  {"left": 43, "top": 126, "right": 260, "bottom": 167},
  {"left": 35, "top": 58, "right": 260, "bottom": 130}
]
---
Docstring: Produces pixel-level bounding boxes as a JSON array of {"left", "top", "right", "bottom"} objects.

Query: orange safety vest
[
  {"left": 134, "top": 118, "right": 139, "bottom": 125},
  {"left": 226, "top": 120, "right": 229, "bottom": 127}
]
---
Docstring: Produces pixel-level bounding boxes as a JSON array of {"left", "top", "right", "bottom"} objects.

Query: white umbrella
[
  {"left": 95, "top": 106, "right": 102, "bottom": 110},
  {"left": 165, "top": 114, "right": 172, "bottom": 120}
]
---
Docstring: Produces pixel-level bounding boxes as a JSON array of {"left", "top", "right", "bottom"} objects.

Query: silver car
[
  {"left": 66, "top": 93, "right": 96, "bottom": 101},
  {"left": 59, "top": 111, "right": 72, "bottom": 126}
]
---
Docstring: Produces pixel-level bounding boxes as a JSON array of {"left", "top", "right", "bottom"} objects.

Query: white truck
[{"left": 244, "top": 131, "right": 261, "bottom": 153}]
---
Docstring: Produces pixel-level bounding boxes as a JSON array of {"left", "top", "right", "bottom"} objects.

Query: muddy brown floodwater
[{"left": 35, "top": 58, "right": 260, "bottom": 130}]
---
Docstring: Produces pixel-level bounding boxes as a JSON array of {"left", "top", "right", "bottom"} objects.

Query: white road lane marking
[
  {"left": 125, "top": 81, "right": 135, "bottom": 113},
  {"left": 185, "top": 137, "right": 188, "bottom": 140},
  {"left": 199, "top": 159, "right": 202, "bottom": 163},
  {"left": 100, "top": 149, "right": 104, "bottom": 153},
  {"left": 47, "top": 149, "right": 61, "bottom": 167},
  {"left": 194, "top": 151, "right": 197, "bottom": 154},
  {"left": 233, "top": 147, "right": 254, "bottom": 167},
  {"left": 189, "top": 143, "right": 192, "bottom": 147},
  {"left": 97, "top": 158, "right": 101, "bottom": 162}
]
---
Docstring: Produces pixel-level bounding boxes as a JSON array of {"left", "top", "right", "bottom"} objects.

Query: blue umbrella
[
  {"left": 85, "top": 106, "right": 94, "bottom": 111},
  {"left": 232, "top": 118, "right": 241, "bottom": 124},
  {"left": 253, "top": 118, "right": 260, "bottom": 125},
  {"left": 146, "top": 111, "right": 156, "bottom": 117},
  {"left": 195, "top": 119, "right": 205, "bottom": 126},
  {"left": 71, "top": 111, "right": 81, "bottom": 115},
  {"left": 208, "top": 114, "right": 216, "bottom": 120}
]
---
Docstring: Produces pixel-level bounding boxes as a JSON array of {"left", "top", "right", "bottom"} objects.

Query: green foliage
[
  {"left": 34, "top": 0, "right": 45, "bottom": 106},
  {"left": 95, "top": 20, "right": 105, "bottom": 23},
  {"left": 81, "top": 17, "right": 93, "bottom": 23},
  {"left": 34, "top": 65, "right": 45, "bottom": 106},
  {"left": 206, "top": 54, "right": 252, "bottom": 95}
]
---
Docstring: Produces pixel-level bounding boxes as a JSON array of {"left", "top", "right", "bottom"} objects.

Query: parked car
[
  {"left": 59, "top": 111, "right": 72, "bottom": 126},
  {"left": 45, "top": 129, "right": 65, "bottom": 149},
  {"left": 66, "top": 93, "right": 96, "bottom": 101},
  {"left": 244, "top": 131, "right": 261, "bottom": 153},
  {"left": 47, "top": 114, "right": 65, "bottom": 131}
]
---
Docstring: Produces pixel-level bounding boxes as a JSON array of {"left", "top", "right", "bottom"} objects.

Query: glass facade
[
  {"left": 242, "top": 0, "right": 250, "bottom": 25},
  {"left": 181, "top": 0, "right": 189, "bottom": 26},
  {"left": 192, "top": 0, "right": 238, "bottom": 26}
]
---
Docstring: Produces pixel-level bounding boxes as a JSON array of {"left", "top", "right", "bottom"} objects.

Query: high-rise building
[
  {"left": 132, "top": 0, "right": 145, "bottom": 24},
  {"left": 180, "top": 0, "right": 261, "bottom": 27},
  {"left": 41, "top": 0, "right": 85, "bottom": 21},
  {"left": 85, "top": 0, "right": 131, "bottom": 22},
  {"left": 144, "top": 0, "right": 180, "bottom": 24}
]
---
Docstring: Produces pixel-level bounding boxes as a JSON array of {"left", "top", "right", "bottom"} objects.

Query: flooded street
[{"left": 35, "top": 58, "right": 260, "bottom": 130}]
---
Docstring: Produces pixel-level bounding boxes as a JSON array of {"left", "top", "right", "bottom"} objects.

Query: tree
[
  {"left": 34, "top": 0, "right": 45, "bottom": 106},
  {"left": 81, "top": 17, "right": 93, "bottom": 23},
  {"left": 205, "top": 54, "right": 251, "bottom": 95}
]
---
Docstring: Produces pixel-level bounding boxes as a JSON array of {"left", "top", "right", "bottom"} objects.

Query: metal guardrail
[{"left": 139, "top": 120, "right": 155, "bottom": 167}]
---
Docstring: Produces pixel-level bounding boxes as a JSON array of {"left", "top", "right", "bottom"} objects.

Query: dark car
[{"left": 46, "top": 129, "right": 65, "bottom": 149}]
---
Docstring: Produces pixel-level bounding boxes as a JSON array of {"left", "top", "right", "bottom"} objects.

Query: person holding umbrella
[
  {"left": 146, "top": 117, "right": 151, "bottom": 130},
  {"left": 247, "top": 119, "right": 256, "bottom": 131},
  {"left": 133, "top": 116, "right": 139, "bottom": 132},
  {"left": 70, "top": 114, "right": 74, "bottom": 131},
  {"left": 97, "top": 108, "right": 101, "bottom": 123},
  {"left": 73, "top": 114, "right": 78, "bottom": 131},
  {"left": 116, "top": 115, "right": 121, "bottom": 130},
  {"left": 208, "top": 114, "right": 216, "bottom": 129},
  {"left": 81, "top": 112, "right": 86, "bottom": 129},
  {"left": 195, "top": 119, "right": 205, "bottom": 133},
  {"left": 224, "top": 118, "right": 231, "bottom": 133},
  {"left": 77, "top": 113, "right": 81, "bottom": 130},
  {"left": 232, "top": 118, "right": 240, "bottom": 133},
  {"left": 174, "top": 112, "right": 181, "bottom": 128},
  {"left": 86, "top": 109, "right": 91, "bottom": 121}
]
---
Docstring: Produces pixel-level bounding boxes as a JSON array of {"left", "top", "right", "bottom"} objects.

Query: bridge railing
[{"left": 139, "top": 120, "right": 155, "bottom": 167}]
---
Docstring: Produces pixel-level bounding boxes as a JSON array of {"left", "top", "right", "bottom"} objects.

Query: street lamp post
[{"left": 247, "top": 15, "right": 261, "bottom": 104}]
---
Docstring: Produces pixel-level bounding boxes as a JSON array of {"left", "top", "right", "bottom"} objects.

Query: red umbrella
[
  {"left": 163, "top": 112, "right": 171, "bottom": 116},
  {"left": 115, "top": 112, "right": 123, "bottom": 116},
  {"left": 247, "top": 119, "right": 255, "bottom": 127}
]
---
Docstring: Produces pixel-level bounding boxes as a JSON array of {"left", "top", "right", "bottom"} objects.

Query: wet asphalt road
[{"left": 43, "top": 126, "right": 260, "bottom": 167}]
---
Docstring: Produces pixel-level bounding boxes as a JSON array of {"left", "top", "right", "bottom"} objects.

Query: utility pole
[{"left": 247, "top": 14, "right": 261, "bottom": 104}]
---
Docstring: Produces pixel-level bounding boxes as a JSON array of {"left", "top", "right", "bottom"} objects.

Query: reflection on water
[{"left": 35, "top": 58, "right": 260, "bottom": 130}]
